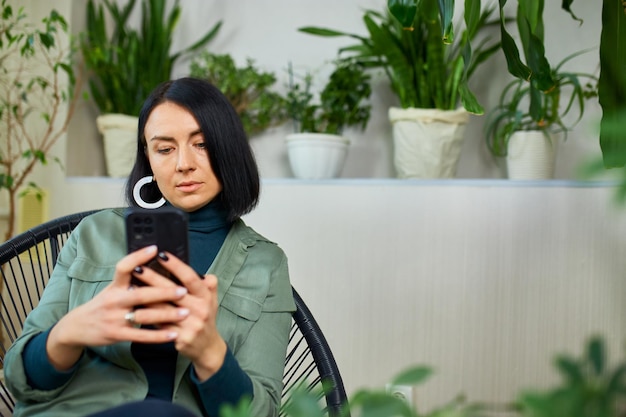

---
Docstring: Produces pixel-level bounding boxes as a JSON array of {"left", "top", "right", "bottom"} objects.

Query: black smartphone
[{"left": 125, "top": 206, "right": 189, "bottom": 286}]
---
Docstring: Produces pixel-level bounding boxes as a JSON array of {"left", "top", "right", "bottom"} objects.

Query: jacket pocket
[
  {"left": 67, "top": 258, "right": 115, "bottom": 310},
  {"left": 218, "top": 292, "right": 262, "bottom": 353}
]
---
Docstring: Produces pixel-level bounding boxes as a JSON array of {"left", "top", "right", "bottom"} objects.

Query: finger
[
  {"left": 156, "top": 251, "right": 206, "bottom": 293},
  {"left": 120, "top": 327, "right": 179, "bottom": 344},
  {"left": 130, "top": 263, "right": 181, "bottom": 289},
  {"left": 124, "top": 285, "right": 188, "bottom": 309},
  {"left": 129, "top": 304, "right": 190, "bottom": 326},
  {"left": 113, "top": 245, "right": 158, "bottom": 288},
  {"left": 203, "top": 274, "right": 218, "bottom": 292}
]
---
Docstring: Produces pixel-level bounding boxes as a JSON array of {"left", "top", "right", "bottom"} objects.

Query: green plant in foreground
[
  {"left": 219, "top": 336, "right": 626, "bottom": 417},
  {"left": 516, "top": 336, "right": 626, "bottom": 417},
  {"left": 219, "top": 365, "right": 481, "bottom": 417},
  {"left": 189, "top": 52, "right": 288, "bottom": 137},
  {"left": 286, "top": 60, "right": 372, "bottom": 135}
]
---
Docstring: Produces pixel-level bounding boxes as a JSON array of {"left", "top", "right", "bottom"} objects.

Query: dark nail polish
[
  {"left": 158, "top": 252, "right": 169, "bottom": 261},
  {"left": 133, "top": 266, "right": 143, "bottom": 274}
]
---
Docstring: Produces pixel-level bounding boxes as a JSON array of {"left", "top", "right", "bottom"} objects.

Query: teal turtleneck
[{"left": 185, "top": 199, "right": 232, "bottom": 275}]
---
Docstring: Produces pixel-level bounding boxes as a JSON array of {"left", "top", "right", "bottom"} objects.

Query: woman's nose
[{"left": 176, "top": 147, "right": 196, "bottom": 172}]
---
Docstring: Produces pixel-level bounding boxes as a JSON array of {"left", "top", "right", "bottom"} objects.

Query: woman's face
[{"left": 143, "top": 101, "right": 222, "bottom": 212}]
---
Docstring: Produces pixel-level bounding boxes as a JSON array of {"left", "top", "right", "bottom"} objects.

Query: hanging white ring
[{"left": 132, "top": 176, "right": 165, "bottom": 209}]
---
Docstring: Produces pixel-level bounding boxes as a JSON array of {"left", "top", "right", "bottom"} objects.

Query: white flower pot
[
  {"left": 506, "top": 130, "right": 557, "bottom": 180},
  {"left": 388, "top": 107, "right": 469, "bottom": 179},
  {"left": 285, "top": 133, "right": 350, "bottom": 179},
  {"left": 96, "top": 113, "right": 138, "bottom": 178}
]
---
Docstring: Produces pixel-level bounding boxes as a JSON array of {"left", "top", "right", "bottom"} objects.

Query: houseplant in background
[
  {"left": 284, "top": 60, "right": 372, "bottom": 179},
  {"left": 484, "top": 51, "right": 598, "bottom": 179},
  {"left": 189, "top": 51, "right": 288, "bottom": 138},
  {"left": 388, "top": 0, "right": 626, "bottom": 177},
  {"left": 299, "top": 0, "right": 500, "bottom": 179},
  {"left": 0, "top": 0, "right": 81, "bottom": 241},
  {"left": 79, "top": 0, "right": 221, "bottom": 177}
]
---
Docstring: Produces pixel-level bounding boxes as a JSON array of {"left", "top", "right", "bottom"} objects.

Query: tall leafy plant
[
  {"left": 80, "top": 0, "right": 222, "bottom": 116},
  {"left": 300, "top": 0, "right": 500, "bottom": 114},
  {"left": 0, "top": 0, "right": 81, "bottom": 241}
]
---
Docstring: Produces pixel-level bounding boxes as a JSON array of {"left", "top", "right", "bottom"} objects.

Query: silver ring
[{"left": 124, "top": 311, "right": 137, "bottom": 325}]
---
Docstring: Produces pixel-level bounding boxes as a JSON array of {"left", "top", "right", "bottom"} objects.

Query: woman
[{"left": 4, "top": 78, "right": 296, "bottom": 417}]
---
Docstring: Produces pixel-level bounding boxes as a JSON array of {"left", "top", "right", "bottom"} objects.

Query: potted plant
[
  {"left": 188, "top": 51, "right": 288, "bottom": 138},
  {"left": 299, "top": 0, "right": 500, "bottom": 179},
  {"left": 390, "top": 0, "right": 626, "bottom": 175},
  {"left": 284, "top": 60, "right": 372, "bottom": 179},
  {"left": 0, "top": 0, "right": 81, "bottom": 241},
  {"left": 484, "top": 51, "right": 597, "bottom": 180},
  {"left": 79, "top": 0, "right": 222, "bottom": 177}
]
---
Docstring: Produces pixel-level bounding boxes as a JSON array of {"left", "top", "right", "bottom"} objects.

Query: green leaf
[
  {"left": 598, "top": 0, "right": 626, "bottom": 168},
  {"left": 391, "top": 365, "right": 433, "bottom": 386},
  {"left": 554, "top": 356, "right": 584, "bottom": 384},
  {"left": 561, "top": 0, "right": 582, "bottom": 23},
  {"left": 281, "top": 388, "right": 325, "bottom": 417},
  {"left": 217, "top": 396, "right": 252, "bottom": 417},
  {"left": 38, "top": 31, "right": 54, "bottom": 48},
  {"left": 587, "top": 337, "right": 605, "bottom": 375},
  {"left": 0, "top": 174, "right": 14, "bottom": 189},
  {"left": 438, "top": 0, "right": 455, "bottom": 43},
  {"left": 299, "top": 26, "right": 354, "bottom": 37},
  {"left": 351, "top": 391, "right": 415, "bottom": 417},
  {"left": 387, "top": 0, "right": 419, "bottom": 28},
  {"left": 607, "top": 363, "right": 626, "bottom": 395},
  {"left": 497, "top": 0, "right": 531, "bottom": 81}
]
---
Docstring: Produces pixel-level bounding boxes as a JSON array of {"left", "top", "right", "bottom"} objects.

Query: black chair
[{"left": 0, "top": 210, "right": 348, "bottom": 417}]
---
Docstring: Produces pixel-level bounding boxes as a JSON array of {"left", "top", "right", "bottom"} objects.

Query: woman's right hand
[{"left": 45, "top": 245, "right": 189, "bottom": 371}]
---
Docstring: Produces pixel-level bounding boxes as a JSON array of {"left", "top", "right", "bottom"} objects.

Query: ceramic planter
[
  {"left": 96, "top": 113, "right": 138, "bottom": 178},
  {"left": 285, "top": 133, "right": 350, "bottom": 179},
  {"left": 506, "top": 130, "right": 557, "bottom": 180},
  {"left": 388, "top": 107, "right": 469, "bottom": 179}
]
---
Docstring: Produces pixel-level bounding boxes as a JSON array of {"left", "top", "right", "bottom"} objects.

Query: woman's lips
[{"left": 176, "top": 182, "right": 202, "bottom": 192}]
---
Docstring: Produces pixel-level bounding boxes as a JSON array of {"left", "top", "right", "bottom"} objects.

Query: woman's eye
[
  {"left": 157, "top": 147, "right": 174, "bottom": 154},
  {"left": 195, "top": 142, "right": 207, "bottom": 150}
]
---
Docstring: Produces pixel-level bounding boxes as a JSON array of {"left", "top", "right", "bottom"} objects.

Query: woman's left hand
[{"left": 146, "top": 252, "right": 227, "bottom": 381}]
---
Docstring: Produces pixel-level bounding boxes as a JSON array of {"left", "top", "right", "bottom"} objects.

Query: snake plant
[
  {"left": 80, "top": 0, "right": 222, "bottom": 117},
  {"left": 299, "top": 0, "right": 500, "bottom": 115}
]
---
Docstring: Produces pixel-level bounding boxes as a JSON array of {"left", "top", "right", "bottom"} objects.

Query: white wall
[
  {"left": 8, "top": 0, "right": 626, "bottom": 412},
  {"left": 242, "top": 181, "right": 626, "bottom": 409}
]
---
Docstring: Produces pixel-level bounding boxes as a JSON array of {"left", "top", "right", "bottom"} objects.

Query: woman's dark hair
[{"left": 125, "top": 77, "right": 260, "bottom": 220}]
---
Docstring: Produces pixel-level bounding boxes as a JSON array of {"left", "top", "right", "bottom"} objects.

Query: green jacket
[{"left": 4, "top": 208, "right": 296, "bottom": 417}]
